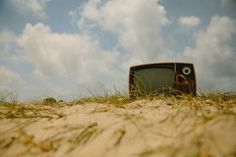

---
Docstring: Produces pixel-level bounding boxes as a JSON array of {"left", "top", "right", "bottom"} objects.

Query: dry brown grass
[
  {"left": 1, "top": 91, "right": 235, "bottom": 119},
  {"left": 0, "top": 91, "right": 235, "bottom": 157}
]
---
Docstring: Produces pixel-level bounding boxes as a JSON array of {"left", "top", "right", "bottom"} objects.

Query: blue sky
[{"left": 0, "top": 0, "right": 236, "bottom": 100}]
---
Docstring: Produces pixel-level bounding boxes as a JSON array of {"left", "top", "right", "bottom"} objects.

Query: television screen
[{"left": 133, "top": 68, "right": 175, "bottom": 93}]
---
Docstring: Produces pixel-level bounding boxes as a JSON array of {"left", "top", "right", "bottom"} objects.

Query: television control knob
[{"left": 183, "top": 67, "right": 191, "bottom": 75}]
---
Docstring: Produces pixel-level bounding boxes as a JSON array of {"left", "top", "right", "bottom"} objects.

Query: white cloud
[
  {"left": 17, "top": 23, "right": 120, "bottom": 87},
  {"left": 2, "top": 1, "right": 236, "bottom": 100},
  {"left": 178, "top": 16, "right": 200, "bottom": 27},
  {"left": 219, "top": 0, "right": 236, "bottom": 7},
  {"left": 75, "top": 0, "right": 171, "bottom": 65},
  {"left": 184, "top": 16, "right": 236, "bottom": 90},
  {"left": 0, "top": 66, "right": 23, "bottom": 92},
  {"left": 0, "top": 30, "right": 21, "bottom": 62},
  {"left": 9, "top": 0, "right": 50, "bottom": 18},
  {"left": 0, "top": 30, "right": 16, "bottom": 44}
]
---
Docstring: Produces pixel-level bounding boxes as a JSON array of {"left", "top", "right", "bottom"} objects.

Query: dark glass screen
[{"left": 133, "top": 68, "right": 175, "bottom": 92}]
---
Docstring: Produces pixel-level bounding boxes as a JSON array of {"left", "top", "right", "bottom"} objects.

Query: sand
[{"left": 0, "top": 99, "right": 236, "bottom": 157}]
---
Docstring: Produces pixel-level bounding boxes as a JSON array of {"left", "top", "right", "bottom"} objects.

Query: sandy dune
[{"left": 0, "top": 99, "right": 236, "bottom": 157}]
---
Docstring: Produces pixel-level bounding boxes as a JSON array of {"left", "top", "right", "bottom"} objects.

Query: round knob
[{"left": 183, "top": 67, "right": 191, "bottom": 75}]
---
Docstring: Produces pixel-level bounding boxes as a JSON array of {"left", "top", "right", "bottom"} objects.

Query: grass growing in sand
[
  {"left": 0, "top": 91, "right": 236, "bottom": 119},
  {"left": 0, "top": 91, "right": 235, "bottom": 157}
]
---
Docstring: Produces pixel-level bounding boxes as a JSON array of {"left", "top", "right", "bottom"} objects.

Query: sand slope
[{"left": 0, "top": 99, "right": 236, "bottom": 157}]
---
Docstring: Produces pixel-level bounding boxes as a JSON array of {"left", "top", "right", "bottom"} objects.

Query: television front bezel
[{"left": 129, "top": 62, "right": 196, "bottom": 96}]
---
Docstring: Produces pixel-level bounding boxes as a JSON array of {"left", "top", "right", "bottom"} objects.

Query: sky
[{"left": 0, "top": 0, "right": 236, "bottom": 101}]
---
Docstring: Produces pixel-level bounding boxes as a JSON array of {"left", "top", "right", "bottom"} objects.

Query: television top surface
[{"left": 130, "top": 62, "right": 194, "bottom": 69}]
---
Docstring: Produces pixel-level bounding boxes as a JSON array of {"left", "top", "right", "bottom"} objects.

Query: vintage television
[{"left": 129, "top": 62, "right": 196, "bottom": 97}]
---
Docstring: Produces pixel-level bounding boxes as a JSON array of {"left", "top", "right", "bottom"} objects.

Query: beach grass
[{"left": 0, "top": 91, "right": 235, "bottom": 157}]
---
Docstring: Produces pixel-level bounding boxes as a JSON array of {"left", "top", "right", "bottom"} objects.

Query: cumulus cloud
[
  {"left": 73, "top": 0, "right": 170, "bottom": 65},
  {"left": 17, "top": 23, "right": 120, "bottom": 88},
  {"left": 0, "top": 30, "right": 16, "bottom": 44},
  {"left": 220, "top": 0, "right": 236, "bottom": 7},
  {"left": 2, "top": 1, "right": 236, "bottom": 100},
  {"left": 184, "top": 16, "right": 236, "bottom": 90},
  {"left": 16, "top": 0, "right": 171, "bottom": 98},
  {"left": 0, "top": 66, "right": 23, "bottom": 92},
  {"left": 9, "top": 0, "right": 50, "bottom": 18},
  {"left": 0, "top": 30, "right": 15, "bottom": 57},
  {"left": 178, "top": 16, "right": 200, "bottom": 27},
  {"left": 0, "top": 30, "right": 20, "bottom": 61}
]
